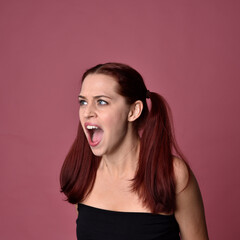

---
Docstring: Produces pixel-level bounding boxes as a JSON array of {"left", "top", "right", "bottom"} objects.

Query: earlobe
[{"left": 128, "top": 100, "right": 143, "bottom": 122}]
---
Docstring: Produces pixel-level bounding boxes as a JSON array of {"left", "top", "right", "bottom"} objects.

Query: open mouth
[{"left": 85, "top": 124, "right": 104, "bottom": 147}]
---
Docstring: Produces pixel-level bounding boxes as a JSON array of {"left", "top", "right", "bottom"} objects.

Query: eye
[
  {"left": 79, "top": 99, "right": 87, "bottom": 106},
  {"left": 97, "top": 99, "right": 108, "bottom": 105}
]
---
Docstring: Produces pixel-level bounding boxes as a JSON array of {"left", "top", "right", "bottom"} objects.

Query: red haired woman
[{"left": 60, "top": 63, "right": 209, "bottom": 240}]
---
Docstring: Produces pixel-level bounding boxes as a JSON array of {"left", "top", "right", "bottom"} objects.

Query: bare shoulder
[
  {"left": 173, "top": 157, "right": 209, "bottom": 240},
  {"left": 173, "top": 157, "right": 190, "bottom": 194}
]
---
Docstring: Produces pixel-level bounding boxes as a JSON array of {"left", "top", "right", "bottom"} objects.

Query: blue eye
[
  {"left": 79, "top": 99, "right": 87, "bottom": 106},
  {"left": 98, "top": 99, "right": 108, "bottom": 105}
]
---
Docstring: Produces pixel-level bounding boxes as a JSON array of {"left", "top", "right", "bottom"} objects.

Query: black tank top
[{"left": 76, "top": 203, "right": 180, "bottom": 240}]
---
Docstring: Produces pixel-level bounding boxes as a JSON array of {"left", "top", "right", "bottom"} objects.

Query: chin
[{"left": 90, "top": 147, "right": 105, "bottom": 157}]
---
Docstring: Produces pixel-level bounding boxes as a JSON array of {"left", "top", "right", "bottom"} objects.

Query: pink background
[{"left": 1, "top": 0, "right": 239, "bottom": 239}]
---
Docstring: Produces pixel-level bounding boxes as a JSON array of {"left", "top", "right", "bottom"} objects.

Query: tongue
[{"left": 92, "top": 129, "right": 103, "bottom": 143}]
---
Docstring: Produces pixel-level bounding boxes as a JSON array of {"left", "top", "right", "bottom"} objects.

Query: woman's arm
[{"left": 174, "top": 159, "right": 209, "bottom": 240}]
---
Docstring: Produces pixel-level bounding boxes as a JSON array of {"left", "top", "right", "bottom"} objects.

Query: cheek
[
  {"left": 105, "top": 111, "right": 128, "bottom": 130},
  {"left": 79, "top": 109, "right": 84, "bottom": 125}
]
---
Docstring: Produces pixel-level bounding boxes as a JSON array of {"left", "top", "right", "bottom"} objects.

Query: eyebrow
[{"left": 78, "top": 95, "right": 112, "bottom": 100}]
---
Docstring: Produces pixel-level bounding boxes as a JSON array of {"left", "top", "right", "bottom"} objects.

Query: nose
[{"left": 83, "top": 103, "right": 97, "bottom": 119}]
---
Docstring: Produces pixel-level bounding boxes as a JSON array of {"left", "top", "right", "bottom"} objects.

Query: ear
[{"left": 128, "top": 100, "right": 143, "bottom": 122}]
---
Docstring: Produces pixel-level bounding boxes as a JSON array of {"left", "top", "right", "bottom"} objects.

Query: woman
[{"left": 60, "top": 63, "right": 209, "bottom": 240}]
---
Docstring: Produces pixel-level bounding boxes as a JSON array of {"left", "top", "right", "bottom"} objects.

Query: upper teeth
[{"left": 87, "top": 125, "right": 98, "bottom": 129}]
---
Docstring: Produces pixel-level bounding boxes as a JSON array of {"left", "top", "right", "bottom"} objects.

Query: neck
[{"left": 100, "top": 134, "right": 140, "bottom": 179}]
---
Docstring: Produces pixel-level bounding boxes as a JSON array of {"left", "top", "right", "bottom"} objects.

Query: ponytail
[{"left": 132, "top": 92, "right": 185, "bottom": 214}]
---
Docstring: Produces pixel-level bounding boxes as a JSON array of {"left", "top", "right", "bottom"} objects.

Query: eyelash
[
  {"left": 79, "top": 99, "right": 87, "bottom": 106},
  {"left": 78, "top": 99, "right": 108, "bottom": 106},
  {"left": 97, "top": 99, "right": 108, "bottom": 105}
]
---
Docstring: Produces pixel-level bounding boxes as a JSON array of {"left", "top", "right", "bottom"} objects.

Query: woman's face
[{"left": 78, "top": 73, "right": 131, "bottom": 157}]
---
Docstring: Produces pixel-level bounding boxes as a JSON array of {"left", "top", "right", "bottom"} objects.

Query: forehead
[{"left": 80, "top": 74, "right": 119, "bottom": 95}]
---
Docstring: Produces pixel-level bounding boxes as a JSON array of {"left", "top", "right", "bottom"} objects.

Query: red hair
[{"left": 60, "top": 63, "right": 187, "bottom": 213}]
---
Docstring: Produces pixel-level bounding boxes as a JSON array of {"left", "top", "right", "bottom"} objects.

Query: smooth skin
[
  {"left": 78, "top": 73, "right": 209, "bottom": 240},
  {"left": 174, "top": 158, "right": 209, "bottom": 240}
]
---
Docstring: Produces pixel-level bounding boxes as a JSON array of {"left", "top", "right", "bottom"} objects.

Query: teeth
[{"left": 86, "top": 125, "right": 98, "bottom": 130}]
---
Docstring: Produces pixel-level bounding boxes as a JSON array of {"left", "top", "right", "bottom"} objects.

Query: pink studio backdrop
[{"left": 0, "top": 0, "right": 239, "bottom": 239}]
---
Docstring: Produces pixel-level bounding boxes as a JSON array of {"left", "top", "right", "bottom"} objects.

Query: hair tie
[{"left": 146, "top": 90, "right": 151, "bottom": 99}]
